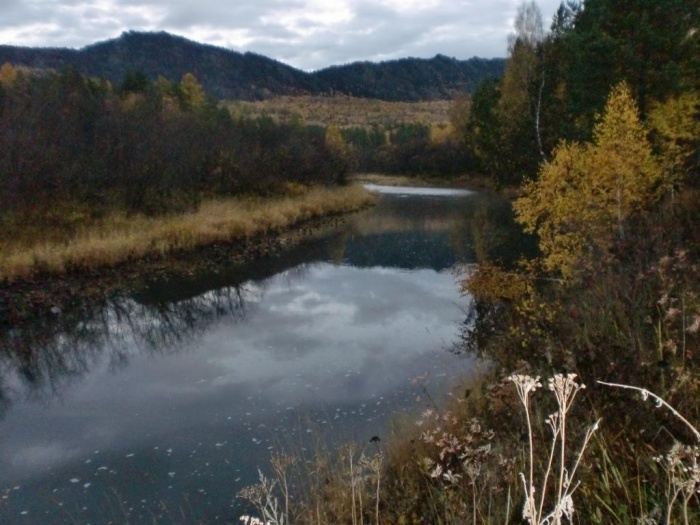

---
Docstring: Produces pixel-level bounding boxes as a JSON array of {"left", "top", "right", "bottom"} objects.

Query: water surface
[{"left": 0, "top": 187, "right": 522, "bottom": 523}]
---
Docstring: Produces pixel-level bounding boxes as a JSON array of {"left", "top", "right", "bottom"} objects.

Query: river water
[{"left": 0, "top": 185, "right": 522, "bottom": 524}]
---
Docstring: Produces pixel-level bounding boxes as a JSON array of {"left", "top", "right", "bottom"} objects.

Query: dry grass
[
  {"left": 262, "top": 370, "right": 699, "bottom": 525},
  {"left": 239, "top": 441, "right": 384, "bottom": 525},
  {"left": 0, "top": 185, "right": 375, "bottom": 282}
]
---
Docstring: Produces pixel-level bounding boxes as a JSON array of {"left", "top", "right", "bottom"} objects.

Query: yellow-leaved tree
[
  {"left": 326, "top": 125, "right": 354, "bottom": 170},
  {"left": 180, "top": 73, "right": 206, "bottom": 110},
  {"left": 0, "top": 63, "right": 18, "bottom": 86},
  {"left": 514, "top": 82, "right": 664, "bottom": 277},
  {"left": 648, "top": 91, "right": 700, "bottom": 191}
]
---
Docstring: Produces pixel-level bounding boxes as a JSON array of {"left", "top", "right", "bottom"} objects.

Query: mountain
[
  {"left": 0, "top": 31, "right": 319, "bottom": 100},
  {"left": 0, "top": 31, "right": 505, "bottom": 101}
]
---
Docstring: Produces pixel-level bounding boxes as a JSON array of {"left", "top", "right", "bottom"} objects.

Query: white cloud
[{"left": 0, "top": 0, "right": 565, "bottom": 70}]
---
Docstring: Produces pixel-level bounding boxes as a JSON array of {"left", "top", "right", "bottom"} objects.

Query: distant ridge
[
  {"left": 315, "top": 54, "right": 504, "bottom": 100},
  {"left": 0, "top": 31, "right": 505, "bottom": 101}
]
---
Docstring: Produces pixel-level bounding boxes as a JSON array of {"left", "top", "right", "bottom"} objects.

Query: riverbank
[
  {"left": 1, "top": 185, "right": 374, "bottom": 282},
  {"left": 0, "top": 184, "right": 376, "bottom": 324}
]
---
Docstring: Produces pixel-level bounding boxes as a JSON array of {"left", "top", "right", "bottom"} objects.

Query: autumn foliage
[
  {"left": 417, "top": 2, "right": 700, "bottom": 523},
  {"left": 515, "top": 83, "right": 664, "bottom": 276},
  {"left": 0, "top": 67, "right": 351, "bottom": 223}
]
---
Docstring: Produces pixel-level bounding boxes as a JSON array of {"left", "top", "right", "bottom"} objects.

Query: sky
[{"left": 0, "top": 0, "right": 564, "bottom": 71}]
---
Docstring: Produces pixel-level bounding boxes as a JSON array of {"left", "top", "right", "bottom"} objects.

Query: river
[{"left": 0, "top": 185, "right": 525, "bottom": 524}]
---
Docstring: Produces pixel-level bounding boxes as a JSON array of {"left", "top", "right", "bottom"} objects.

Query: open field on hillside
[{"left": 226, "top": 95, "right": 453, "bottom": 129}]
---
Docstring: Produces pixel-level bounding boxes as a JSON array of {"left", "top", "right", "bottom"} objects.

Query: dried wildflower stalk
[
  {"left": 270, "top": 452, "right": 296, "bottom": 525},
  {"left": 339, "top": 443, "right": 361, "bottom": 525},
  {"left": 509, "top": 373, "right": 600, "bottom": 525},
  {"left": 598, "top": 381, "right": 700, "bottom": 524},
  {"left": 597, "top": 381, "right": 700, "bottom": 442},
  {"left": 240, "top": 516, "right": 270, "bottom": 525},
  {"left": 359, "top": 453, "right": 383, "bottom": 525},
  {"left": 238, "top": 469, "right": 286, "bottom": 525}
]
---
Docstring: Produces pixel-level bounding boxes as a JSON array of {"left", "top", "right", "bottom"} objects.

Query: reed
[{"left": 0, "top": 185, "right": 375, "bottom": 281}]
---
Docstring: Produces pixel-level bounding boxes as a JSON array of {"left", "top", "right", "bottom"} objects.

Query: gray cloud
[{"left": 0, "top": 0, "right": 564, "bottom": 70}]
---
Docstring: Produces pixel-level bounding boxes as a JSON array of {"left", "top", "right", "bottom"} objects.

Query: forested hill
[
  {"left": 315, "top": 55, "right": 504, "bottom": 100},
  {"left": 0, "top": 31, "right": 505, "bottom": 101},
  {"left": 0, "top": 31, "right": 318, "bottom": 100}
]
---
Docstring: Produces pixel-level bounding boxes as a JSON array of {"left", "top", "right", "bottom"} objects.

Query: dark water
[{"left": 0, "top": 186, "right": 524, "bottom": 524}]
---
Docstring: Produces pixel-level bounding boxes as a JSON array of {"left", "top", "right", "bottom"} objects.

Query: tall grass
[
  {"left": 230, "top": 354, "right": 699, "bottom": 524},
  {"left": 242, "top": 371, "right": 700, "bottom": 525},
  {"left": 237, "top": 440, "right": 385, "bottom": 525},
  {"left": 0, "top": 185, "right": 375, "bottom": 282}
]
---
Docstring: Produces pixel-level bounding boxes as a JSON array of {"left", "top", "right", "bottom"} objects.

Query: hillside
[
  {"left": 0, "top": 31, "right": 318, "bottom": 100},
  {"left": 0, "top": 31, "right": 505, "bottom": 101},
  {"left": 316, "top": 54, "right": 504, "bottom": 100}
]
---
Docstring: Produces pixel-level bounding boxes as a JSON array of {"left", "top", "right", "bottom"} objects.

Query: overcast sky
[{"left": 0, "top": 0, "right": 564, "bottom": 71}]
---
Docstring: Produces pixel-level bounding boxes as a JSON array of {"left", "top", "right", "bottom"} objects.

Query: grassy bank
[
  {"left": 0, "top": 184, "right": 375, "bottom": 282},
  {"left": 228, "top": 189, "right": 698, "bottom": 524}
]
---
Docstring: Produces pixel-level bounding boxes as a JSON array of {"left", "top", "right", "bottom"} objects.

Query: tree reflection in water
[
  {"left": 0, "top": 191, "right": 532, "bottom": 422},
  {"left": 0, "top": 188, "right": 534, "bottom": 524},
  {"left": 0, "top": 282, "right": 262, "bottom": 418}
]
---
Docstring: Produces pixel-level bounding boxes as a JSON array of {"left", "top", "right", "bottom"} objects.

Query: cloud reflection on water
[
  {"left": 0, "top": 188, "right": 527, "bottom": 523},
  {"left": 0, "top": 261, "right": 470, "bottom": 523}
]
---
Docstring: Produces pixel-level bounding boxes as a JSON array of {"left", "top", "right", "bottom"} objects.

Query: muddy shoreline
[{"left": 0, "top": 213, "right": 352, "bottom": 328}]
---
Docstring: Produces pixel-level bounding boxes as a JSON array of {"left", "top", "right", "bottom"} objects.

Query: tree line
[
  {"left": 453, "top": 0, "right": 700, "bottom": 189},
  {"left": 0, "top": 65, "right": 351, "bottom": 219},
  {"left": 337, "top": 122, "right": 475, "bottom": 177}
]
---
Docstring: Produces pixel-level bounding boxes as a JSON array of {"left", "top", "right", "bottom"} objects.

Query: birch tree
[{"left": 499, "top": 1, "right": 547, "bottom": 161}]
